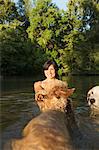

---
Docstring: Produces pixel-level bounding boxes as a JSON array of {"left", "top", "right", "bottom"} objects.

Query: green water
[{"left": 0, "top": 75, "right": 99, "bottom": 149}]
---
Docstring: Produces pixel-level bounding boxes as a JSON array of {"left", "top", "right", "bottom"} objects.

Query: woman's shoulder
[
  {"left": 34, "top": 79, "right": 47, "bottom": 88},
  {"left": 34, "top": 81, "right": 42, "bottom": 87},
  {"left": 34, "top": 80, "right": 44, "bottom": 92}
]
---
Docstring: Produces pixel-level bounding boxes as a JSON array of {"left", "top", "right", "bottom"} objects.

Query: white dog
[{"left": 87, "top": 86, "right": 99, "bottom": 114}]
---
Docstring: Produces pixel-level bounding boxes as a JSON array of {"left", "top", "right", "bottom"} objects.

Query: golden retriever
[
  {"left": 4, "top": 86, "right": 75, "bottom": 150},
  {"left": 35, "top": 86, "right": 74, "bottom": 112}
]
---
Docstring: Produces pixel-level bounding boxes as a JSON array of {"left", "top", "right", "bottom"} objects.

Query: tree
[
  {"left": 0, "top": 0, "right": 19, "bottom": 24},
  {"left": 1, "top": 0, "right": 99, "bottom": 76},
  {"left": 62, "top": 0, "right": 99, "bottom": 74}
]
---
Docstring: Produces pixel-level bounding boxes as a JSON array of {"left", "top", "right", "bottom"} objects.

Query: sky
[
  {"left": 52, "top": 0, "right": 68, "bottom": 10},
  {"left": 13, "top": 0, "right": 68, "bottom": 10}
]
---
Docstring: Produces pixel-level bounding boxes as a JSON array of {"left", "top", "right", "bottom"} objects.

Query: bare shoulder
[
  {"left": 34, "top": 81, "right": 42, "bottom": 86},
  {"left": 34, "top": 81, "right": 42, "bottom": 92}
]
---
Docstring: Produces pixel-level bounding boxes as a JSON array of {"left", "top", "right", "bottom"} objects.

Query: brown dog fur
[
  {"left": 35, "top": 86, "right": 75, "bottom": 112},
  {"left": 4, "top": 86, "right": 75, "bottom": 150}
]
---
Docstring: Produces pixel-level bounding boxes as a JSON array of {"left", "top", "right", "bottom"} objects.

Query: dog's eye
[
  {"left": 91, "top": 91, "right": 93, "bottom": 94},
  {"left": 56, "top": 96, "right": 60, "bottom": 99}
]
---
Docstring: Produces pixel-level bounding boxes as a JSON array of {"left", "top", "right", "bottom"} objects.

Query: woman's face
[{"left": 44, "top": 65, "right": 56, "bottom": 79}]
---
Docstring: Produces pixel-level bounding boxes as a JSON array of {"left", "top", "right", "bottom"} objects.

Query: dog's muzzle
[
  {"left": 87, "top": 98, "right": 95, "bottom": 105},
  {"left": 90, "top": 98, "right": 95, "bottom": 105}
]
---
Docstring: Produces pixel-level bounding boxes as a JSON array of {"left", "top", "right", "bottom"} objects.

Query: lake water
[{"left": 0, "top": 75, "right": 99, "bottom": 149}]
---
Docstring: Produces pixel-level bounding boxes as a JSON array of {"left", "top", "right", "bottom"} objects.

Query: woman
[{"left": 34, "top": 60, "right": 68, "bottom": 98}]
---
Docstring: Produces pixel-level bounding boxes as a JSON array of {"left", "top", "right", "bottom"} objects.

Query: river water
[{"left": 0, "top": 75, "right": 99, "bottom": 149}]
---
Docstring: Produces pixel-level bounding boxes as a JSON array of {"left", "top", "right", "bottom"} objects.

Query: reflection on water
[
  {"left": 0, "top": 92, "right": 40, "bottom": 148},
  {"left": 0, "top": 75, "right": 99, "bottom": 149}
]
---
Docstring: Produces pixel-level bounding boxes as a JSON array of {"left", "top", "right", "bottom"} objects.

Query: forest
[{"left": 0, "top": 0, "right": 99, "bottom": 76}]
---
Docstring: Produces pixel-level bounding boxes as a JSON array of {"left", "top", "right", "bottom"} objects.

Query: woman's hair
[{"left": 43, "top": 60, "right": 59, "bottom": 78}]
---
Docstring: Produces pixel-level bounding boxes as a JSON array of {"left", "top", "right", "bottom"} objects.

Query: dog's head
[
  {"left": 87, "top": 86, "right": 99, "bottom": 112},
  {"left": 36, "top": 86, "right": 75, "bottom": 112}
]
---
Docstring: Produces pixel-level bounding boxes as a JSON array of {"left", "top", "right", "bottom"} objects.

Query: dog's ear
[
  {"left": 35, "top": 93, "right": 48, "bottom": 111},
  {"left": 48, "top": 86, "right": 75, "bottom": 99},
  {"left": 54, "top": 88, "right": 75, "bottom": 99},
  {"left": 64, "top": 88, "right": 75, "bottom": 98},
  {"left": 35, "top": 89, "right": 48, "bottom": 102},
  {"left": 36, "top": 94, "right": 48, "bottom": 102}
]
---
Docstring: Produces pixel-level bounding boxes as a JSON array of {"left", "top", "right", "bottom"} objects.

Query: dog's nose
[{"left": 90, "top": 98, "right": 95, "bottom": 104}]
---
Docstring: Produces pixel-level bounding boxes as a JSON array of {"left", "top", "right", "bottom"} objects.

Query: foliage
[
  {"left": 0, "top": 0, "right": 99, "bottom": 76},
  {"left": 62, "top": 0, "right": 99, "bottom": 74},
  {"left": 0, "top": 0, "right": 19, "bottom": 23}
]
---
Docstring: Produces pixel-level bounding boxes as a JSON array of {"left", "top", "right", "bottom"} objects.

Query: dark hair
[{"left": 43, "top": 60, "right": 59, "bottom": 78}]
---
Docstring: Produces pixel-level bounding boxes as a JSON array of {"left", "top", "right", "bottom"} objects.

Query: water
[{"left": 0, "top": 75, "right": 99, "bottom": 149}]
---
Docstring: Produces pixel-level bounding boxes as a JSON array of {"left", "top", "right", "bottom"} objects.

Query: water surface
[{"left": 0, "top": 75, "right": 99, "bottom": 149}]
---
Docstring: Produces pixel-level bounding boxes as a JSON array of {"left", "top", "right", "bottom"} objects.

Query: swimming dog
[
  {"left": 4, "top": 86, "right": 75, "bottom": 150},
  {"left": 87, "top": 86, "right": 99, "bottom": 115}
]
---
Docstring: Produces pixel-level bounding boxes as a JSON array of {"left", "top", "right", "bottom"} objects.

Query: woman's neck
[{"left": 46, "top": 77, "right": 56, "bottom": 81}]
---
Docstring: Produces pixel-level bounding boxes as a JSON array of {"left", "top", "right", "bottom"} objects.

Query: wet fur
[
  {"left": 35, "top": 86, "right": 75, "bottom": 112},
  {"left": 87, "top": 86, "right": 99, "bottom": 115},
  {"left": 4, "top": 86, "right": 74, "bottom": 150},
  {"left": 4, "top": 86, "right": 99, "bottom": 150},
  {"left": 11, "top": 111, "right": 73, "bottom": 150}
]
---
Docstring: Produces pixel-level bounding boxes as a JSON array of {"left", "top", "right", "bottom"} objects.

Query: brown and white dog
[
  {"left": 4, "top": 86, "right": 75, "bottom": 150},
  {"left": 87, "top": 86, "right": 99, "bottom": 115}
]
